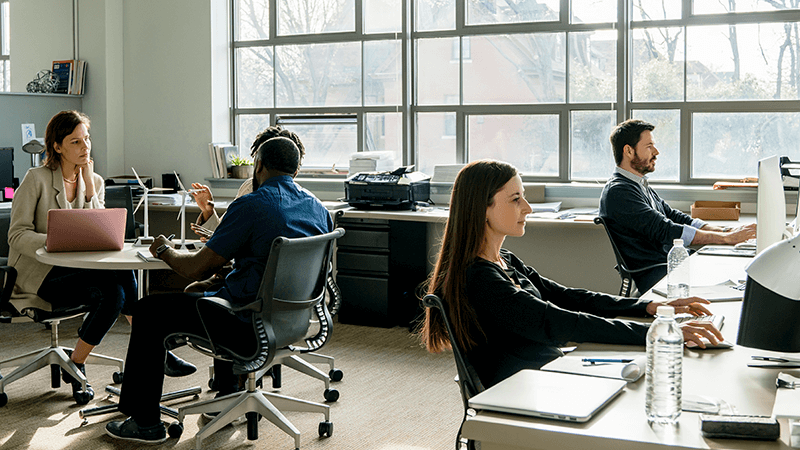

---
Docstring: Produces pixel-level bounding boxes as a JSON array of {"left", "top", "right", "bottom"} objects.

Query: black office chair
[
  {"left": 105, "top": 185, "right": 144, "bottom": 240},
  {"left": 0, "top": 274, "right": 124, "bottom": 406},
  {"left": 168, "top": 229, "right": 344, "bottom": 449},
  {"left": 594, "top": 216, "right": 667, "bottom": 297},
  {"left": 422, "top": 294, "right": 484, "bottom": 450}
]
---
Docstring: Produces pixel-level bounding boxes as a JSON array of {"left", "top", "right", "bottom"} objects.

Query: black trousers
[
  {"left": 37, "top": 266, "right": 137, "bottom": 346},
  {"left": 117, "top": 292, "right": 256, "bottom": 426}
]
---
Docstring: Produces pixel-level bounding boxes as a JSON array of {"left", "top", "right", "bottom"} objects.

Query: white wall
[
  {"left": 122, "top": 0, "right": 229, "bottom": 188},
  {"left": 78, "top": 0, "right": 124, "bottom": 178},
  {"left": 9, "top": 0, "right": 73, "bottom": 93}
]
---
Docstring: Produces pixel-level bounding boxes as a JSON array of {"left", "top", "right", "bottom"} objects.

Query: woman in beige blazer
[{"left": 7, "top": 111, "right": 193, "bottom": 401}]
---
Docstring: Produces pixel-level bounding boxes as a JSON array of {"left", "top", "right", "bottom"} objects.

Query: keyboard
[{"left": 675, "top": 314, "right": 724, "bottom": 331}]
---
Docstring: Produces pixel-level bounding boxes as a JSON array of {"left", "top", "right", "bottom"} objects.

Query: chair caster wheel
[
  {"left": 318, "top": 421, "right": 333, "bottom": 437},
  {"left": 0, "top": 392, "right": 7, "bottom": 407},
  {"left": 329, "top": 369, "right": 343, "bottom": 382},
  {"left": 74, "top": 390, "right": 94, "bottom": 405},
  {"left": 168, "top": 421, "right": 184, "bottom": 438},
  {"left": 112, "top": 371, "right": 124, "bottom": 384},
  {"left": 323, "top": 388, "right": 339, "bottom": 402}
]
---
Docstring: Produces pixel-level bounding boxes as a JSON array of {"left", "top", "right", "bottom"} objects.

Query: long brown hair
[
  {"left": 43, "top": 110, "right": 91, "bottom": 170},
  {"left": 419, "top": 160, "right": 518, "bottom": 353}
]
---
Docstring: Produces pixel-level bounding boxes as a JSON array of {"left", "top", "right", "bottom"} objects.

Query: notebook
[
  {"left": 45, "top": 208, "right": 126, "bottom": 252},
  {"left": 468, "top": 369, "right": 626, "bottom": 423}
]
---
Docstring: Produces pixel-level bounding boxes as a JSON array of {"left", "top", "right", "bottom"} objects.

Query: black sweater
[{"left": 464, "top": 249, "right": 652, "bottom": 388}]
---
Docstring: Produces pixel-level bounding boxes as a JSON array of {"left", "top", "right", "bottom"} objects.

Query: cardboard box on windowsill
[{"left": 691, "top": 201, "right": 741, "bottom": 220}]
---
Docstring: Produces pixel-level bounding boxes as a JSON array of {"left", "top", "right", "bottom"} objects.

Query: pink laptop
[{"left": 45, "top": 208, "right": 127, "bottom": 252}]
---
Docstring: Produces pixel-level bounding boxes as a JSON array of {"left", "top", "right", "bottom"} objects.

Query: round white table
[{"left": 35, "top": 243, "right": 170, "bottom": 298}]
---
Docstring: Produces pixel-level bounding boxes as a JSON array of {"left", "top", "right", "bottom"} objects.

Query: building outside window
[{"left": 231, "top": 0, "right": 800, "bottom": 184}]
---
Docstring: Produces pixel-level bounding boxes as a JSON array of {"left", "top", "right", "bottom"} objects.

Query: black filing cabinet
[{"left": 336, "top": 217, "right": 428, "bottom": 328}]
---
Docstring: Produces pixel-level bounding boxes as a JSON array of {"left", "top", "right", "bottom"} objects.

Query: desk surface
[
  {"left": 35, "top": 243, "right": 169, "bottom": 270},
  {"left": 462, "top": 253, "right": 799, "bottom": 450}
]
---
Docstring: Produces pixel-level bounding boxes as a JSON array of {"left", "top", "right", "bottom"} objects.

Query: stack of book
[
  {"left": 208, "top": 143, "right": 239, "bottom": 178},
  {"left": 52, "top": 60, "right": 87, "bottom": 95}
]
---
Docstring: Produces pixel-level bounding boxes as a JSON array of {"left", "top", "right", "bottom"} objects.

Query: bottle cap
[
  {"left": 656, "top": 305, "right": 675, "bottom": 318},
  {"left": 673, "top": 239, "right": 684, "bottom": 246}
]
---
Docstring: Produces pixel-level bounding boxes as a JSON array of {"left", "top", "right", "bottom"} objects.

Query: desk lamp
[
  {"left": 737, "top": 232, "right": 800, "bottom": 352},
  {"left": 22, "top": 138, "right": 45, "bottom": 167}
]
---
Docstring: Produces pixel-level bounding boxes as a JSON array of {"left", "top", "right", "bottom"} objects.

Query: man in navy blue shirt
[
  {"left": 106, "top": 137, "right": 333, "bottom": 443},
  {"left": 599, "top": 119, "right": 755, "bottom": 294}
]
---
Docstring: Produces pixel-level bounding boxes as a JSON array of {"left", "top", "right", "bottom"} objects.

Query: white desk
[
  {"left": 461, "top": 253, "right": 800, "bottom": 450},
  {"left": 35, "top": 243, "right": 170, "bottom": 299}
]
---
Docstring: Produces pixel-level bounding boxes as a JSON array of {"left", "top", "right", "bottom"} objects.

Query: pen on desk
[{"left": 581, "top": 358, "right": 634, "bottom": 364}]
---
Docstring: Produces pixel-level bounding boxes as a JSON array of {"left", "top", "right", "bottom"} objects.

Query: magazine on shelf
[
  {"left": 52, "top": 60, "right": 73, "bottom": 93},
  {"left": 51, "top": 60, "right": 87, "bottom": 95}
]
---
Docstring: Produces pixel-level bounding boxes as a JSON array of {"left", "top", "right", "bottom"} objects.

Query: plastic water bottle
[
  {"left": 645, "top": 305, "right": 683, "bottom": 424},
  {"left": 666, "top": 239, "right": 690, "bottom": 300}
]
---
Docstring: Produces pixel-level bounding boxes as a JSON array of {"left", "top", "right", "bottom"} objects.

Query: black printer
[{"left": 344, "top": 166, "right": 431, "bottom": 210}]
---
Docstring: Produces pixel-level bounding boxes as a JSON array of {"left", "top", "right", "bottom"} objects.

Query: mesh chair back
[
  {"left": 257, "top": 229, "right": 344, "bottom": 349},
  {"left": 422, "top": 294, "right": 484, "bottom": 408},
  {"left": 104, "top": 186, "right": 138, "bottom": 240}
]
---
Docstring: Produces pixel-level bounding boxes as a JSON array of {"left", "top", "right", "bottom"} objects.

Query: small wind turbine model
[
  {"left": 172, "top": 171, "right": 201, "bottom": 250},
  {"left": 131, "top": 167, "right": 170, "bottom": 247}
]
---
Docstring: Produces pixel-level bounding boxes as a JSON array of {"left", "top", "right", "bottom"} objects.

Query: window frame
[
  {"left": 0, "top": 0, "right": 9, "bottom": 92},
  {"left": 229, "top": 0, "right": 800, "bottom": 184}
]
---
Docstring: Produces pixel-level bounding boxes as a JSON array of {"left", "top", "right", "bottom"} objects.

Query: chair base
[
  {"left": 179, "top": 373, "right": 331, "bottom": 450},
  {"left": 0, "top": 319, "right": 123, "bottom": 400}
]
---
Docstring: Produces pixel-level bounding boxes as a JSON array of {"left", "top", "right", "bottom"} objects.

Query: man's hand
[
  {"left": 148, "top": 234, "right": 174, "bottom": 257},
  {"left": 190, "top": 183, "right": 215, "bottom": 221},
  {"left": 725, "top": 223, "right": 757, "bottom": 244},
  {"left": 646, "top": 296, "right": 712, "bottom": 316}
]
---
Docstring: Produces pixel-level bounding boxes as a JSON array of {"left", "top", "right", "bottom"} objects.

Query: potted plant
[{"left": 230, "top": 155, "right": 254, "bottom": 179}]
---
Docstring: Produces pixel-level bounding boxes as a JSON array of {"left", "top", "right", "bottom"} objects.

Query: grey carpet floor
[{"left": 0, "top": 318, "right": 462, "bottom": 450}]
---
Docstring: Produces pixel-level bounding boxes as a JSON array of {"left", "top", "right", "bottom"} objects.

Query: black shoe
[
  {"left": 106, "top": 417, "right": 167, "bottom": 444},
  {"left": 62, "top": 361, "right": 95, "bottom": 398},
  {"left": 164, "top": 351, "right": 197, "bottom": 377}
]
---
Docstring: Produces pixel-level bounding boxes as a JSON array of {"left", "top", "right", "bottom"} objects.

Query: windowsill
[
  {"left": 206, "top": 177, "right": 797, "bottom": 214},
  {"left": 0, "top": 91, "right": 83, "bottom": 98}
]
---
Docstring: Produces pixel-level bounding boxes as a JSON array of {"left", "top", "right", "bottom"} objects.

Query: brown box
[{"left": 691, "top": 201, "right": 741, "bottom": 220}]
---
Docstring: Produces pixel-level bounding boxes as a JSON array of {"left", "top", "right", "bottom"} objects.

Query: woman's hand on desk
[
  {"left": 646, "top": 296, "right": 712, "bottom": 317},
  {"left": 679, "top": 321, "right": 724, "bottom": 349}
]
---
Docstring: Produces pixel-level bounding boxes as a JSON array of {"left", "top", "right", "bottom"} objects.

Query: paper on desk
[
  {"left": 541, "top": 355, "right": 646, "bottom": 382},
  {"left": 773, "top": 380, "right": 800, "bottom": 418},
  {"left": 529, "top": 202, "right": 561, "bottom": 213}
]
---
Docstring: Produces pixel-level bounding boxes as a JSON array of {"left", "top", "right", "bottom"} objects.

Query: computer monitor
[
  {"left": 756, "top": 155, "right": 787, "bottom": 254},
  {"left": 738, "top": 230, "right": 800, "bottom": 352},
  {"left": 105, "top": 185, "right": 138, "bottom": 240}
]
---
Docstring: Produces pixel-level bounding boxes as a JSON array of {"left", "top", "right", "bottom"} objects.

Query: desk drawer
[
  {"left": 337, "top": 229, "right": 389, "bottom": 250},
  {"left": 337, "top": 251, "right": 389, "bottom": 274}
]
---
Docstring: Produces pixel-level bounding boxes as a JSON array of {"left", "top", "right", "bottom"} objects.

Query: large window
[
  {"left": 0, "top": 0, "right": 9, "bottom": 92},
  {"left": 232, "top": 0, "right": 800, "bottom": 183}
]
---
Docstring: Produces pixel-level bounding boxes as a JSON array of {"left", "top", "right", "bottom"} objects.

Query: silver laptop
[{"left": 468, "top": 369, "right": 626, "bottom": 423}]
